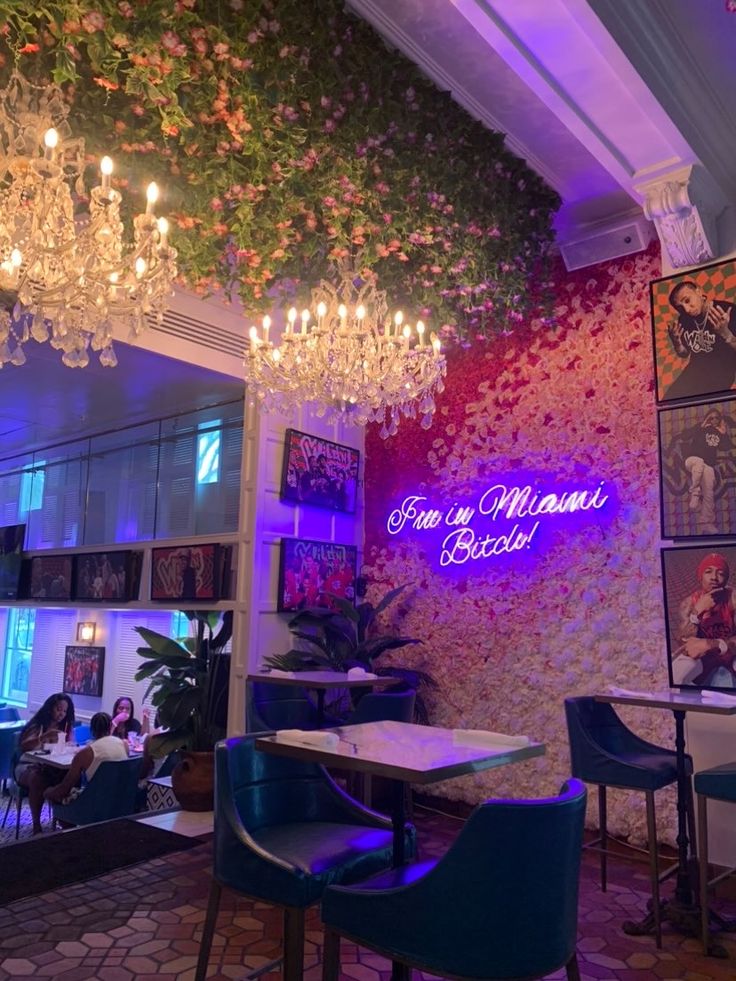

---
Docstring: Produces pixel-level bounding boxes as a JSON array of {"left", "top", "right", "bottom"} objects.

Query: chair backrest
[
  {"left": 0, "top": 726, "right": 18, "bottom": 780},
  {"left": 155, "top": 750, "right": 182, "bottom": 777},
  {"left": 565, "top": 695, "right": 633, "bottom": 778},
  {"left": 73, "top": 723, "right": 91, "bottom": 745},
  {"left": 0, "top": 706, "right": 20, "bottom": 722},
  {"left": 248, "top": 681, "right": 321, "bottom": 732},
  {"left": 53, "top": 756, "right": 142, "bottom": 824},
  {"left": 346, "top": 689, "right": 416, "bottom": 725},
  {"left": 381, "top": 778, "right": 586, "bottom": 979}
]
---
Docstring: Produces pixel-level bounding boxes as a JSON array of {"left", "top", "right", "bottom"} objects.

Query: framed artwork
[
  {"left": 63, "top": 645, "right": 105, "bottom": 697},
  {"left": 151, "top": 543, "right": 221, "bottom": 601},
  {"left": 280, "top": 428, "right": 360, "bottom": 513},
  {"left": 28, "top": 554, "right": 73, "bottom": 601},
  {"left": 73, "top": 550, "right": 137, "bottom": 602},
  {"left": 658, "top": 396, "right": 736, "bottom": 539},
  {"left": 661, "top": 544, "right": 736, "bottom": 692},
  {"left": 651, "top": 257, "right": 736, "bottom": 404},
  {"left": 0, "top": 523, "right": 25, "bottom": 600},
  {"left": 277, "top": 537, "right": 357, "bottom": 612}
]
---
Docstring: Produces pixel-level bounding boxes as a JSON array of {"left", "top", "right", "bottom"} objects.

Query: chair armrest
[
  {"left": 218, "top": 781, "right": 299, "bottom": 874},
  {"left": 320, "top": 766, "right": 393, "bottom": 829}
]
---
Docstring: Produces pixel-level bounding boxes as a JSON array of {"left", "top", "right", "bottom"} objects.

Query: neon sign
[{"left": 386, "top": 480, "right": 610, "bottom": 567}]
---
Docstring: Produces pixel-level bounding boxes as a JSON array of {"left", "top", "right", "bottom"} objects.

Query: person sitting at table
[
  {"left": 44, "top": 711, "right": 129, "bottom": 806},
  {"left": 15, "top": 692, "right": 76, "bottom": 834},
  {"left": 110, "top": 696, "right": 149, "bottom": 740}
]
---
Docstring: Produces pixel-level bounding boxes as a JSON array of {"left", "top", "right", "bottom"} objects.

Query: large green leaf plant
[
  {"left": 134, "top": 610, "right": 232, "bottom": 757},
  {"left": 263, "top": 583, "right": 435, "bottom": 722}
]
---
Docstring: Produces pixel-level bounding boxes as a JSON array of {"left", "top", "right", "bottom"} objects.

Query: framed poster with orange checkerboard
[{"left": 651, "top": 259, "right": 736, "bottom": 404}]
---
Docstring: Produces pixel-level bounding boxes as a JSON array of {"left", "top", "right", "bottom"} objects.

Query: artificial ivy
[{"left": 0, "top": 0, "right": 560, "bottom": 343}]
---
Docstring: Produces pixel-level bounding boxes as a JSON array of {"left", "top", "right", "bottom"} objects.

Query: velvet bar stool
[
  {"left": 694, "top": 760, "right": 736, "bottom": 954},
  {"left": 564, "top": 696, "right": 693, "bottom": 948},
  {"left": 321, "top": 779, "right": 587, "bottom": 981},
  {"left": 195, "top": 733, "right": 416, "bottom": 981}
]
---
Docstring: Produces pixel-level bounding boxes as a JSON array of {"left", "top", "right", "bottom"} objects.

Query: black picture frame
[
  {"left": 63, "top": 645, "right": 105, "bottom": 697},
  {"left": 151, "top": 543, "right": 221, "bottom": 601},
  {"left": 280, "top": 428, "right": 360, "bottom": 513},
  {"left": 72, "top": 550, "right": 137, "bottom": 602},
  {"left": 0, "top": 522, "right": 25, "bottom": 600},
  {"left": 661, "top": 543, "right": 736, "bottom": 692},
  {"left": 651, "top": 257, "right": 736, "bottom": 405},
  {"left": 658, "top": 396, "right": 736, "bottom": 540},
  {"left": 28, "top": 554, "right": 73, "bottom": 601},
  {"left": 277, "top": 537, "right": 357, "bottom": 612}
]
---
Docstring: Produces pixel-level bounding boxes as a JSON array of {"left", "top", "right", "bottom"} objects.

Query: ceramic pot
[{"left": 171, "top": 750, "right": 214, "bottom": 811}]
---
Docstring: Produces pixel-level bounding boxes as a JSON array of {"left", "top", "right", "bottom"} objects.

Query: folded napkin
[
  {"left": 347, "top": 666, "right": 377, "bottom": 680},
  {"left": 274, "top": 729, "right": 340, "bottom": 750},
  {"left": 267, "top": 669, "right": 295, "bottom": 678},
  {"left": 608, "top": 686, "right": 654, "bottom": 698},
  {"left": 452, "top": 729, "right": 530, "bottom": 749},
  {"left": 700, "top": 689, "right": 736, "bottom": 702}
]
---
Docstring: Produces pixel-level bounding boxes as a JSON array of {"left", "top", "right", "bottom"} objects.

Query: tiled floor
[{"left": 1, "top": 800, "right": 736, "bottom": 980}]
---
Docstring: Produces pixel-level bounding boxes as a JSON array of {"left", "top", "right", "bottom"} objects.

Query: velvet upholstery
[
  {"left": 51, "top": 756, "right": 142, "bottom": 826},
  {"left": 0, "top": 724, "right": 17, "bottom": 791},
  {"left": 321, "top": 779, "right": 586, "bottom": 981},
  {"left": 248, "top": 681, "right": 323, "bottom": 732},
  {"left": 195, "top": 733, "right": 415, "bottom": 981},
  {"left": 0, "top": 707, "right": 20, "bottom": 722},
  {"left": 1, "top": 736, "right": 31, "bottom": 838},
  {"left": 72, "top": 722, "right": 91, "bottom": 745},
  {"left": 564, "top": 696, "right": 693, "bottom": 948},
  {"left": 345, "top": 689, "right": 416, "bottom": 725},
  {"left": 695, "top": 760, "right": 736, "bottom": 953}
]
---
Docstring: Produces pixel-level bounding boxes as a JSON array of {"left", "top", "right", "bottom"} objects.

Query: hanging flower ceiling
[{"left": 0, "top": 0, "right": 559, "bottom": 347}]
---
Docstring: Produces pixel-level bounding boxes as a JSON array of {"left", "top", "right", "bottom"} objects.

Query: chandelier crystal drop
[
  {"left": 243, "top": 266, "right": 446, "bottom": 438},
  {"left": 0, "top": 72, "right": 177, "bottom": 369}
]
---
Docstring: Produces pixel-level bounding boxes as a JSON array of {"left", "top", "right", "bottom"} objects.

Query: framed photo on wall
[
  {"left": 658, "top": 396, "right": 736, "bottom": 539},
  {"left": 651, "top": 258, "right": 736, "bottom": 404},
  {"left": 28, "top": 554, "right": 73, "bottom": 600},
  {"left": 151, "top": 543, "right": 221, "bottom": 601},
  {"left": 73, "top": 550, "right": 136, "bottom": 602},
  {"left": 277, "top": 537, "right": 357, "bottom": 612},
  {"left": 661, "top": 544, "right": 736, "bottom": 692},
  {"left": 280, "top": 429, "right": 359, "bottom": 513},
  {"left": 63, "top": 645, "right": 105, "bottom": 697}
]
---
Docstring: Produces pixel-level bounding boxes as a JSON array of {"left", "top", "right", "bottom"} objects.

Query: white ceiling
[{"left": 4, "top": 0, "right": 735, "bottom": 458}]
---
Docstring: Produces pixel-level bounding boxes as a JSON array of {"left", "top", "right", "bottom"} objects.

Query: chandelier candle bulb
[
  {"left": 156, "top": 217, "right": 168, "bottom": 248},
  {"left": 100, "top": 155, "right": 113, "bottom": 191},
  {"left": 145, "top": 182, "right": 159, "bottom": 215},
  {"left": 262, "top": 315, "right": 271, "bottom": 343},
  {"left": 43, "top": 127, "right": 58, "bottom": 161},
  {"left": 287, "top": 307, "right": 297, "bottom": 333},
  {"left": 417, "top": 320, "right": 425, "bottom": 345},
  {"left": 301, "top": 309, "right": 309, "bottom": 334}
]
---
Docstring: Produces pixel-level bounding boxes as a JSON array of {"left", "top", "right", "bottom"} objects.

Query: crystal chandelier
[
  {"left": 243, "top": 266, "right": 446, "bottom": 438},
  {"left": 0, "top": 72, "right": 177, "bottom": 369}
]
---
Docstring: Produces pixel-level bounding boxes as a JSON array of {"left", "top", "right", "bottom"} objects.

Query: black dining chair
[
  {"left": 321, "top": 778, "right": 587, "bottom": 981},
  {"left": 694, "top": 760, "right": 736, "bottom": 954},
  {"left": 195, "top": 733, "right": 415, "bottom": 981},
  {"left": 564, "top": 695, "right": 694, "bottom": 947}
]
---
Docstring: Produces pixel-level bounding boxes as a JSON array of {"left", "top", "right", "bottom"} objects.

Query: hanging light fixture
[
  {"left": 243, "top": 265, "right": 446, "bottom": 438},
  {"left": 0, "top": 71, "right": 177, "bottom": 369}
]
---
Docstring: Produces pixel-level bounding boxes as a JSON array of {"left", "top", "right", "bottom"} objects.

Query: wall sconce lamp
[{"left": 76, "top": 621, "right": 96, "bottom": 644}]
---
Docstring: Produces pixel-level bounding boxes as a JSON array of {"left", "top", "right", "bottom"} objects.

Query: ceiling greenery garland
[{"left": 0, "top": 0, "right": 560, "bottom": 345}]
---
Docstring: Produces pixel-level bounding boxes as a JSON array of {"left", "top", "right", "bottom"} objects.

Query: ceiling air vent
[
  {"left": 147, "top": 307, "right": 245, "bottom": 360},
  {"left": 559, "top": 218, "right": 653, "bottom": 271}
]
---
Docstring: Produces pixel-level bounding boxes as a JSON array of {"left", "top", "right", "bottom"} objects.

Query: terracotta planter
[{"left": 171, "top": 750, "right": 214, "bottom": 811}]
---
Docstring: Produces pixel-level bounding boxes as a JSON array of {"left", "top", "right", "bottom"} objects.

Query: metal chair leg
[
  {"left": 283, "top": 906, "right": 305, "bottom": 981},
  {"left": 1, "top": 793, "right": 10, "bottom": 828},
  {"left": 322, "top": 925, "right": 340, "bottom": 981},
  {"left": 565, "top": 951, "right": 581, "bottom": 981},
  {"left": 14, "top": 794, "right": 22, "bottom": 839},
  {"left": 698, "top": 792, "right": 710, "bottom": 955},
  {"left": 195, "top": 879, "right": 222, "bottom": 981},
  {"left": 645, "top": 790, "right": 662, "bottom": 949},
  {"left": 598, "top": 785, "right": 607, "bottom": 891}
]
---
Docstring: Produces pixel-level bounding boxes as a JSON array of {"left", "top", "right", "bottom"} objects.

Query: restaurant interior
[{"left": 1, "top": 1, "right": 736, "bottom": 979}]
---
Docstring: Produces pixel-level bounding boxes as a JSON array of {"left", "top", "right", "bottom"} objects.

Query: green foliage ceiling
[{"left": 0, "top": 0, "right": 560, "bottom": 344}]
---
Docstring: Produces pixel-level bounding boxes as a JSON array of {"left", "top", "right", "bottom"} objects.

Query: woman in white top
[{"left": 44, "top": 711, "right": 129, "bottom": 804}]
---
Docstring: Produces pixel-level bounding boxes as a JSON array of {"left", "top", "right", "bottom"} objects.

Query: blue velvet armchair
[
  {"left": 51, "top": 756, "right": 142, "bottom": 827},
  {"left": 194, "top": 733, "right": 416, "bottom": 981},
  {"left": 321, "top": 778, "right": 587, "bottom": 981}
]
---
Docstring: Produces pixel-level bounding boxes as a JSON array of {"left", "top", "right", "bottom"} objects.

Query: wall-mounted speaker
[{"left": 559, "top": 218, "right": 653, "bottom": 271}]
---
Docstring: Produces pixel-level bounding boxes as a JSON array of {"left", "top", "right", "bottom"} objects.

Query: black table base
[{"left": 623, "top": 897, "right": 736, "bottom": 957}]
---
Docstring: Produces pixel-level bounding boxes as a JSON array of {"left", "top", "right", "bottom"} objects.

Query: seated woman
[
  {"left": 110, "top": 696, "right": 149, "bottom": 740},
  {"left": 44, "top": 711, "right": 128, "bottom": 805},
  {"left": 16, "top": 692, "right": 75, "bottom": 834}
]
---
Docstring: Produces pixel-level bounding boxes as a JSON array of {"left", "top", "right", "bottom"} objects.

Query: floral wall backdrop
[{"left": 364, "top": 243, "right": 677, "bottom": 844}]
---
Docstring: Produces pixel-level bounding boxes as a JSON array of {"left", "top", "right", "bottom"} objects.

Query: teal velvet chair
[
  {"left": 0, "top": 706, "right": 20, "bottom": 722},
  {"left": 194, "top": 733, "right": 416, "bottom": 981},
  {"left": 321, "top": 779, "right": 587, "bottom": 981},
  {"left": 342, "top": 690, "right": 416, "bottom": 808},
  {"left": 694, "top": 760, "right": 736, "bottom": 954},
  {"left": 0, "top": 723, "right": 18, "bottom": 792},
  {"left": 51, "top": 756, "right": 142, "bottom": 827},
  {"left": 564, "top": 695, "right": 693, "bottom": 948}
]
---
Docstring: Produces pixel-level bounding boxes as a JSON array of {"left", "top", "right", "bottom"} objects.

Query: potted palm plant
[
  {"left": 263, "top": 583, "right": 435, "bottom": 722},
  {"left": 134, "top": 610, "right": 232, "bottom": 811}
]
